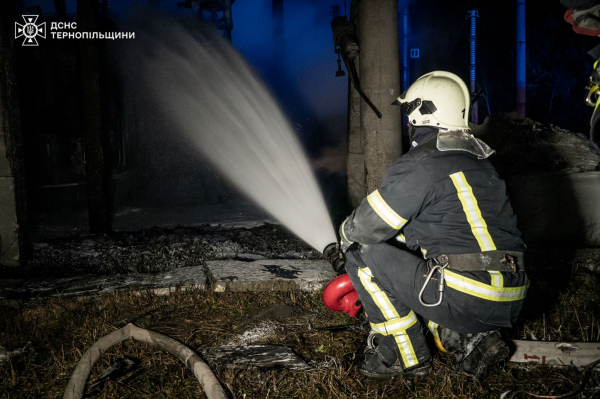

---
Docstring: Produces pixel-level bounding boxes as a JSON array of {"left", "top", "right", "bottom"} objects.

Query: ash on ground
[
  {"left": 474, "top": 113, "right": 600, "bottom": 177},
  {"left": 2, "top": 224, "right": 319, "bottom": 278}
]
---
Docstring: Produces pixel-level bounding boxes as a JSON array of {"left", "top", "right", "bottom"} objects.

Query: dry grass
[{"left": 2, "top": 248, "right": 600, "bottom": 398}]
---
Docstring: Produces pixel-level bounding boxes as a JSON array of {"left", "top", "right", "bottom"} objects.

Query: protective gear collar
[
  {"left": 436, "top": 130, "right": 495, "bottom": 159},
  {"left": 409, "top": 126, "right": 439, "bottom": 148},
  {"left": 393, "top": 71, "right": 471, "bottom": 130}
]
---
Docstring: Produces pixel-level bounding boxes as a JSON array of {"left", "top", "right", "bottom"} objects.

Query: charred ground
[{"left": 1, "top": 240, "right": 600, "bottom": 398}]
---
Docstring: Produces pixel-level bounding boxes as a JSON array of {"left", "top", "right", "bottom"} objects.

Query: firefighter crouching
[{"left": 329, "top": 71, "right": 529, "bottom": 379}]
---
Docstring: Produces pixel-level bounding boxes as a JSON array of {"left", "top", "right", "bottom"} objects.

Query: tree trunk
[
  {"left": 0, "top": 0, "right": 27, "bottom": 266},
  {"left": 78, "top": 0, "right": 110, "bottom": 234}
]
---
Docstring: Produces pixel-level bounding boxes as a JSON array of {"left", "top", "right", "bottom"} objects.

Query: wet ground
[{"left": 2, "top": 224, "right": 320, "bottom": 279}]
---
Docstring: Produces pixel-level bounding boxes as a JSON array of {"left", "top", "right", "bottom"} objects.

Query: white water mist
[{"left": 120, "top": 13, "right": 336, "bottom": 251}]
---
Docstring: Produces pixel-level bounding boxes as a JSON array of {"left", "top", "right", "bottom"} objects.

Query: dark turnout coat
[{"left": 340, "top": 134, "right": 529, "bottom": 368}]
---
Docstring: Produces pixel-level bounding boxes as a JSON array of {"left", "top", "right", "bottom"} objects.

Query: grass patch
[{"left": 2, "top": 248, "right": 600, "bottom": 398}]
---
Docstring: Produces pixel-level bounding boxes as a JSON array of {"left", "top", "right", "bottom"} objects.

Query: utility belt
[
  {"left": 419, "top": 250, "right": 525, "bottom": 308},
  {"left": 430, "top": 250, "right": 525, "bottom": 273}
]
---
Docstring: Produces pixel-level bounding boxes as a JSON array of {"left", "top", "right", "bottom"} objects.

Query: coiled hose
[{"left": 63, "top": 323, "right": 227, "bottom": 399}]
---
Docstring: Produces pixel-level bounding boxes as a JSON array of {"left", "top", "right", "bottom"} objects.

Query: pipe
[
  {"left": 345, "top": 56, "right": 382, "bottom": 118},
  {"left": 516, "top": 0, "right": 526, "bottom": 117},
  {"left": 402, "top": 7, "right": 409, "bottom": 147},
  {"left": 63, "top": 323, "right": 227, "bottom": 399},
  {"left": 330, "top": 16, "right": 382, "bottom": 118},
  {"left": 222, "top": 0, "right": 233, "bottom": 42},
  {"left": 272, "top": 0, "right": 283, "bottom": 76},
  {"left": 402, "top": 8, "right": 409, "bottom": 91},
  {"left": 468, "top": 10, "right": 479, "bottom": 124}
]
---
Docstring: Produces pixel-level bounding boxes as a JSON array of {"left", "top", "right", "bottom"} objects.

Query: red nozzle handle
[{"left": 322, "top": 273, "right": 362, "bottom": 318}]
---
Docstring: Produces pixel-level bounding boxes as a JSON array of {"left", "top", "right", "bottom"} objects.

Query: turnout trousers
[{"left": 345, "top": 243, "right": 528, "bottom": 369}]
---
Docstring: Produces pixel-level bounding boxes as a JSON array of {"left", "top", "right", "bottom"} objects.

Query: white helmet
[{"left": 393, "top": 71, "right": 470, "bottom": 130}]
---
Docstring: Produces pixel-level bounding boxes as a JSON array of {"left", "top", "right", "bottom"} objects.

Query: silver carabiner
[{"left": 418, "top": 262, "right": 448, "bottom": 307}]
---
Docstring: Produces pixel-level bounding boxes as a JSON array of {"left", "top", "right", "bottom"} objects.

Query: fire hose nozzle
[
  {"left": 323, "top": 242, "right": 346, "bottom": 274},
  {"left": 322, "top": 273, "right": 362, "bottom": 318}
]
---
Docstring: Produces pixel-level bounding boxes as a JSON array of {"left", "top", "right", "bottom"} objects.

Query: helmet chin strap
[{"left": 409, "top": 124, "right": 417, "bottom": 143}]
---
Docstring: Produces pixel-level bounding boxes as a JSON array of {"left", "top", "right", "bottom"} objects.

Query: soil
[{"left": 2, "top": 245, "right": 600, "bottom": 398}]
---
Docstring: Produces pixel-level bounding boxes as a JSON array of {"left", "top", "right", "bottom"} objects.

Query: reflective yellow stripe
[
  {"left": 420, "top": 247, "right": 427, "bottom": 259},
  {"left": 449, "top": 172, "right": 497, "bottom": 251},
  {"left": 357, "top": 267, "right": 418, "bottom": 367},
  {"left": 427, "top": 321, "right": 446, "bottom": 352},
  {"left": 394, "top": 333, "right": 418, "bottom": 367},
  {"left": 427, "top": 321, "right": 439, "bottom": 340},
  {"left": 371, "top": 311, "right": 417, "bottom": 335},
  {"left": 488, "top": 271, "right": 504, "bottom": 288},
  {"left": 445, "top": 270, "right": 528, "bottom": 301},
  {"left": 357, "top": 268, "right": 399, "bottom": 320},
  {"left": 396, "top": 233, "right": 406, "bottom": 243},
  {"left": 367, "top": 190, "right": 408, "bottom": 230}
]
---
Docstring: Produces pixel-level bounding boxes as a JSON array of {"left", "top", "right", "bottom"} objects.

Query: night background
[
  {"left": 2, "top": 0, "right": 600, "bottom": 397},
  {"left": 11, "top": 0, "right": 599, "bottom": 234}
]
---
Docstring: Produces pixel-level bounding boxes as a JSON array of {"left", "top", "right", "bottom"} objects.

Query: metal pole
[
  {"left": 402, "top": 8, "right": 409, "bottom": 91},
  {"left": 516, "top": 0, "right": 526, "bottom": 117},
  {"left": 222, "top": 0, "right": 233, "bottom": 42},
  {"left": 468, "top": 10, "right": 479, "bottom": 124},
  {"left": 272, "top": 0, "right": 283, "bottom": 81}
]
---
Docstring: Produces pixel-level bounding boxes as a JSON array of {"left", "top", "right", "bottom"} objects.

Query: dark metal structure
[
  {"left": 177, "top": 0, "right": 235, "bottom": 41},
  {"left": 467, "top": 9, "right": 479, "bottom": 124}
]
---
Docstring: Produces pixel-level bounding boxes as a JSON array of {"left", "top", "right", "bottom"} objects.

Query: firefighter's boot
[
  {"left": 358, "top": 347, "right": 432, "bottom": 379},
  {"left": 440, "top": 328, "right": 509, "bottom": 380},
  {"left": 456, "top": 331, "right": 509, "bottom": 380}
]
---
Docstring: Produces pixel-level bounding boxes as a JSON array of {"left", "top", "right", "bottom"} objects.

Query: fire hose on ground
[{"left": 62, "top": 323, "right": 227, "bottom": 399}]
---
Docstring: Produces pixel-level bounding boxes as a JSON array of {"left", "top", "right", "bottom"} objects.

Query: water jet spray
[{"left": 119, "top": 12, "right": 336, "bottom": 252}]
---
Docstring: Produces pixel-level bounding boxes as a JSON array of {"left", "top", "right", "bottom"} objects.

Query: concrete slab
[
  {"left": 0, "top": 266, "right": 206, "bottom": 299},
  {"left": 207, "top": 259, "right": 335, "bottom": 292},
  {"left": 0, "top": 259, "right": 335, "bottom": 299}
]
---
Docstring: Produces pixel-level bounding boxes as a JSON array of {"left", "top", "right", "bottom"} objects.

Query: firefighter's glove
[{"left": 339, "top": 217, "right": 354, "bottom": 253}]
